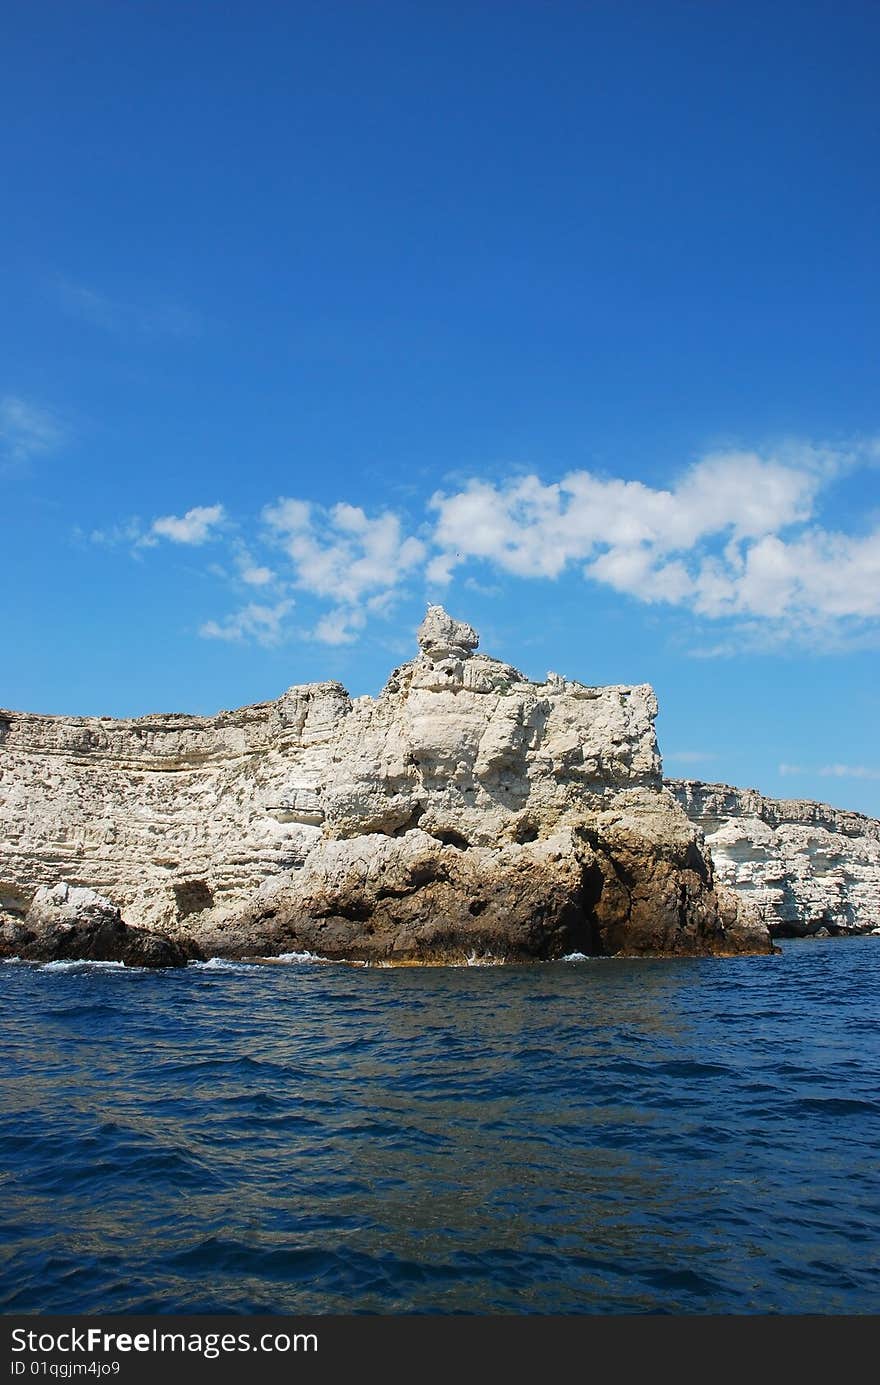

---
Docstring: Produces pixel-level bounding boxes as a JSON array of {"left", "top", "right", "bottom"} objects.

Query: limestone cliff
[
  {"left": 0, "top": 608, "right": 771, "bottom": 962},
  {"left": 669, "top": 779, "right": 880, "bottom": 936}
]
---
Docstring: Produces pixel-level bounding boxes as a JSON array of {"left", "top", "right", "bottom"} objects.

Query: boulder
[{"left": 0, "top": 883, "right": 189, "bottom": 967}]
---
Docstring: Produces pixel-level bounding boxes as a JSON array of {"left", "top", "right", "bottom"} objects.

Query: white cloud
[
  {"left": 199, "top": 599, "right": 292, "bottom": 647},
  {"left": 229, "top": 542, "right": 275, "bottom": 587},
  {"left": 1, "top": 395, "right": 64, "bottom": 468},
  {"left": 241, "top": 564, "right": 273, "bottom": 586},
  {"left": 86, "top": 519, "right": 145, "bottom": 549},
  {"left": 691, "top": 527, "right": 880, "bottom": 624},
  {"left": 428, "top": 441, "right": 880, "bottom": 634},
  {"left": 780, "top": 762, "right": 880, "bottom": 781},
  {"left": 151, "top": 504, "right": 225, "bottom": 545},
  {"left": 87, "top": 435, "right": 880, "bottom": 651},
  {"left": 263, "top": 497, "right": 311, "bottom": 533},
  {"left": 264, "top": 497, "right": 425, "bottom": 603},
  {"left": 428, "top": 450, "right": 824, "bottom": 587},
  {"left": 312, "top": 607, "right": 367, "bottom": 645},
  {"left": 819, "top": 764, "right": 880, "bottom": 781},
  {"left": 263, "top": 496, "right": 424, "bottom": 642}
]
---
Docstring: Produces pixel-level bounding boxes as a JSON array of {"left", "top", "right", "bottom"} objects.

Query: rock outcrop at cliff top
[
  {"left": 669, "top": 779, "right": 880, "bottom": 937},
  {"left": 0, "top": 606, "right": 772, "bottom": 963}
]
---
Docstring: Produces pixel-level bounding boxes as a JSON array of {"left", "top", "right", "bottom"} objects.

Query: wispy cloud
[
  {"left": 779, "top": 761, "right": 880, "bottom": 781},
  {"left": 263, "top": 497, "right": 425, "bottom": 643},
  {"left": 819, "top": 763, "right": 880, "bottom": 781},
  {"left": 0, "top": 395, "right": 64, "bottom": 470},
  {"left": 199, "top": 599, "right": 293, "bottom": 647},
  {"left": 229, "top": 541, "right": 275, "bottom": 588},
  {"left": 56, "top": 278, "right": 200, "bottom": 339},
  {"left": 85, "top": 519, "right": 146, "bottom": 550},
  {"left": 240, "top": 562, "right": 274, "bottom": 586},
  {"left": 88, "top": 506, "right": 226, "bottom": 552},
  {"left": 150, "top": 504, "right": 226, "bottom": 546}
]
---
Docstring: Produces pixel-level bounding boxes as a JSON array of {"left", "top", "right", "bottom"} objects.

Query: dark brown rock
[
  {"left": 188, "top": 824, "right": 774, "bottom": 964},
  {"left": 0, "top": 883, "right": 190, "bottom": 968}
]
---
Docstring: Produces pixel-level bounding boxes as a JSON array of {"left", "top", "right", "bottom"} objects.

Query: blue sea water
[{"left": 1, "top": 939, "right": 878, "bottom": 1315}]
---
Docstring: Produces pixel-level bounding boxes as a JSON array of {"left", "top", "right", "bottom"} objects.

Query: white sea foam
[
  {"left": 190, "top": 951, "right": 342, "bottom": 970},
  {"left": 42, "top": 959, "right": 130, "bottom": 971},
  {"left": 464, "top": 952, "right": 504, "bottom": 967},
  {"left": 189, "top": 957, "right": 258, "bottom": 972},
  {"left": 561, "top": 952, "right": 591, "bottom": 962}
]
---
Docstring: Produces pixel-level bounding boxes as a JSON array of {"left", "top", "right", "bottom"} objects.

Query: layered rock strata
[
  {"left": 669, "top": 780, "right": 880, "bottom": 936},
  {"left": 0, "top": 608, "right": 772, "bottom": 963}
]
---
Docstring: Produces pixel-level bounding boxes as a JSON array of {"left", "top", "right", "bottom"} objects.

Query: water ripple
[{"left": 1, "top": 937, "right": 878, "bottom": 1313}]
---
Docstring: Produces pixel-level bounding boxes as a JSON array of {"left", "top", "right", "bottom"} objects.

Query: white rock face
[
  {"left": 27, "top": 881, "right": 119, "bottom": 927},
  {"left": 669, "top": 780, "right": 880, "bottom": 934},
  {"left": 0, "top": 609, "right": 769, "bottom": 959}
]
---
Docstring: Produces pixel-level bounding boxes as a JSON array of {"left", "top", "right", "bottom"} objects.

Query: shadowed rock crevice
[
  {"left": 429, "top": 828, "right": 470, "bottom": 850},
  {"left": 174, "top": 879, "right": 214, "bottom": 918}
]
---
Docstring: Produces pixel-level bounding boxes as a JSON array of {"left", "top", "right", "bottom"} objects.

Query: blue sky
[{"left": 3, "top": 1, "right": 879, "bottom": 814}]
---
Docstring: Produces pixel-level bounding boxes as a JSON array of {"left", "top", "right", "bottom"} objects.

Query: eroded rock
[
  {"left": 0, "top": 609, "right": 774, "bottom": 962},
  {"left": 669, "top": 780, "right": 880, "bottom": 937},
  {"left": 0, "top": 882, "right": 189, "bottom": 967}
]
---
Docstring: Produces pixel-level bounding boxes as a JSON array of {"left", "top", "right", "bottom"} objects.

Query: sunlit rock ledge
[
  {"left": 669, "top": 779, "right": 880, "bottom": 938},
  {"left": 0, "top": 607, "right": 772, "bottom": 965}
]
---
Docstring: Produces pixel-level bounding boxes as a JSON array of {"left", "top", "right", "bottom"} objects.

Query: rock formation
[
  {"left": 1, "top": 883, "right": 188, "bottom": 967},
  {"left": 669, "top": 780, "right": 880, "bottom": 937},
  {"left": 0, "top": 607, "right": 772, "bottom": 963}
]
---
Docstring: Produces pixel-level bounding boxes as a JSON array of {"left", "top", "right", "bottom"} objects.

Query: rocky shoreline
[
  {"left": 670, "top": 779, "right": 880, "bottom": 938},
  {"left": 0, "top": 607, "right": 773, "bottom": 965}
]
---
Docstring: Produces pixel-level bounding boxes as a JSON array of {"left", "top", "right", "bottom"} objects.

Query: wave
[
  {"left": 188, "top": 958, "right": 259, "bottom": 973},
  {"left": 43, "top": 959, "right": 129, "bottom": 971},
  {"left": 2, "top": 934, "right": 879, "bottom": 1315},
  {"left": 190, "top": 952, "right": 338, "bottom": 970},
  {"left": 1, "top": 958, "right": 141, "bottom": 973}
]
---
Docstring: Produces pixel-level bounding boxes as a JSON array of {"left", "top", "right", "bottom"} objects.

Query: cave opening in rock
[
  {"left": 431, "top": 828, "right": 470, "bottom": 850},
  {"left": 565, "top": 861, "right": 607, "bottom": 956},
  {"left": 173, "top": 880, "right": 214, "bottom": 919}
]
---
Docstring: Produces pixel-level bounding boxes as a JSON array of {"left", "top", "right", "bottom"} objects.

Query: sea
[{"left": 1, "top": 938, "right": 878, "bottom": 1315}]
